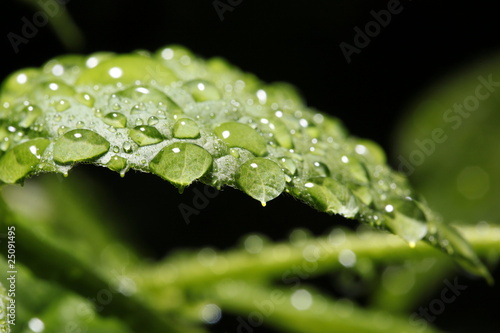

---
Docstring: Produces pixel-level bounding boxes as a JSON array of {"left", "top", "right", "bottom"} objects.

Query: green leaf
[
  {"left": 395, "top": 54, "right": 500, "bottom": 226},
  {"left": 0, "top": 45, "right": 490, "bottom": 279}
]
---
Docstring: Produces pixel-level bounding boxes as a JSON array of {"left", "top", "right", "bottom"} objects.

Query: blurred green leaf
[{"left": 394, "top": 53, "right": 500, "bottom": 225}]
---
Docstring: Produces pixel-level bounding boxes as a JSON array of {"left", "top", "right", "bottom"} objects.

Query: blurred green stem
[{"left": 17, "top": 0, "right": 85, "bottom": 51}]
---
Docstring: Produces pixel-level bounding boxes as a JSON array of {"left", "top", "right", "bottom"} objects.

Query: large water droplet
[
  {"left": 149, "top": 142, "right": 213, "bottom": 190},
  {"left": 173, "top": 118, "right": 200, "bottom": 139},
  {"left": 53, "top": 129, "right": 110, "bottom": 164},
  {"left": 183, "top": 80, "right": 221, "bottom": 102},
  {"left": 128, "top": 125, "right": 163, "bottom": 146},
  {"left": 76, "top": 55, "right": 177, "bottom": 86},
  {"left": 103, "top": 112, "right": 127, "bottom": 128},
  {"left": 236, "top": 157, "right": 286, "bottom": 205},
  {"left": 384, "top": 197, "right": 428, "bottom": 246},
  {"left": 214, "top": 122, "right": 267, "bottom": 156},
  {"left": 35, "top": 80, "right": 76, "bottom": 97},
  {"left": 277, "top": 156, "right": 297, "bottom": 175},
  {"left": 304, "top": 178, "right": 359, "bottom": 218},
  {"left": 2, "top": 68, "right": 40, "bottom": 97},
  {"left": 0, "top": 138, "right": 50, "bottom": 183}
]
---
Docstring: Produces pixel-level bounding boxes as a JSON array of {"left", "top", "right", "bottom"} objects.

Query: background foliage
[{"left": 1, "top": 0, "right": 500, "bottom": 332}]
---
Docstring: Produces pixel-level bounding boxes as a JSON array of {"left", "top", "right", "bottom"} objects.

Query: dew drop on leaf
[
  {"left": 54, "top": 99, "right": 70, "bottom": 112},
  {"left": 53, "top": 129, "right": 110, "bottom": 164},
  {"left": 173, "top": 118, "right": 200, "bottom": 139},
  {"left": 236, "top": 157, "right": 285, "bottom": 205},
  {"left": 106, "top": 155, "right": 128, "bottom": 175},
  {"left": 103, "top": 112, "right": 127, "bottom": 128},
  {"left": 75, "top": 92, "right": 95, "bottom": 107},
  {"left": 384, "top": 197, "right": 428, "bottom": 246},
  {"left": 149, "top": 142, "right": 213, "bottom": 191},
  {"left": 128, "top": 125, "right": 163, "bottom": 146},
  {"left": 19, "top": 105, "right": 42, "bottom": 128},
  {"left": 183, "top": 80, "right": 221, "bottom": 102},
  {"left": 214, "top": 122, "right": 267, "bottom": 156},
  {"left": 0, "top": 138, "right": 50, "bottom": 183}
]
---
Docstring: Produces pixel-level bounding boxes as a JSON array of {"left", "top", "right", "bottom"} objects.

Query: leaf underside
[{"left": 0, "top": 45, "right": 490, "bottom": 280}]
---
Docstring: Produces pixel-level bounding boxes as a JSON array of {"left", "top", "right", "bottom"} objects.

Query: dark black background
[{"left": 1, "top": 0, "right": 499, "bottom": 332}]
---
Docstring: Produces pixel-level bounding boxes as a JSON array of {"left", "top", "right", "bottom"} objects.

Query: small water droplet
[
  {"left": 103, "top": 112, "right": 127, "bottom": 128},
  {"left": 123, "top": 141, "right": 133, "bottom": 153},
  {"left": 106, "top": 155, "right": 128, "bottom": 174},
  {"left": 131, "top": 102, "right": 146, "bottom": 114},
  {"left": 147, "top": 116, "right": 159, "bottom": 125}
]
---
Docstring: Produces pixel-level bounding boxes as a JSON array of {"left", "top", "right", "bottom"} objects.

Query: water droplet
[
  {"left": 103, "top": 112, "right": 127, "bottom": 128},
  {"left": 54, "top": 99, "right": 71, "bottom": 112},
  {"left": 106, "top": 155, "right": 128, "bottom": 174},
  {"left": 354, "top": 140, "right": 386, "bottom": 164},
  {"left": 229, "top": 148, "right": 240, "bottom": 158},
  {"left": 57, "top": 126, "right": 68, "bottom": 136},
  {"left": 173, "top": 118, "right": 200, "bottom": 139},
  {"left": 128, "top": 125, "right": 163, "bottom": 146},
  {"left": 277, "top": 156, "right": 297, "bottom": 175},
  {"left": 76, "top": 55, "right": 177, "bottom": 86},
  {"left": 215, "top": 122, "right": 267, "bottom": 156},
  {"left": 183, "top": 80, "right": 221, "bottom": 102},
  {"left": 149, "top": 142, "right": 213, "bottom": 191},
  {"left": 147, "top": 116, "right": 159, "bottom": 125},
  {"left": 53, "top": 129, "right": 110, "bottom": 164},
  {"left": 305, "top": 178, "right": 359, "bottom": 218},
  {"left": 384, "top": 197, "right": 428, "bottom": 246},
  {"left": 2, "top": 68, "right": 40, "bottom": 96},
  {"left": 311, "top": 161, "right": 330, "bottom": 177},
  {"left": 36, "top": 80, "right": 76, "bottom": 97},
  {"left": 75, "top": 92, "right": 95, "bottom": 107},
  {"left": 131, "top": 102, "right": 146, "bottom": 114},
  {"left": 0, "top": 138, "right": 50, "bottom": 183},
  {"left": 76, "top": 121, "right": 85, "bottom": 128},
  {"left": 19, "top": 105, "right": 42, "bottom": 128},
  {"left": 236, "top": 157, "right": 285, "bottom": 204},
  {"left": 122, "top": 141, "right": 134, "bottom": 153}
]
